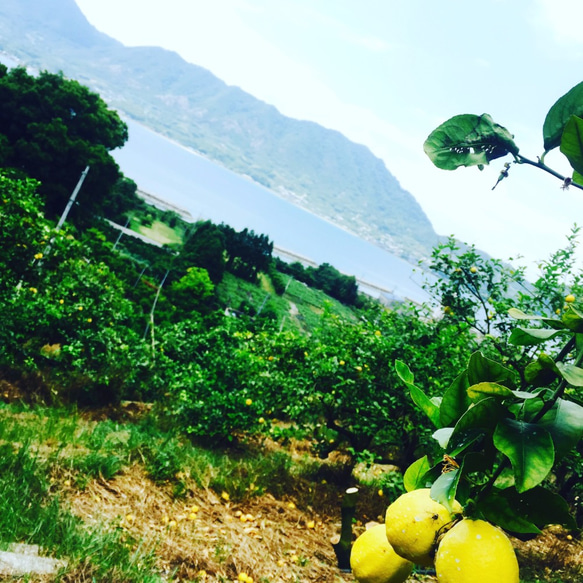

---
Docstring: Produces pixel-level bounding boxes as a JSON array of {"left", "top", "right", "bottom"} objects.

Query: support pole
[
  {"left": 55, "top": 166, "right": 90, "bottom": 231},
  {"left": 36, "top": 166, "right": 90, "bottom": 268},
  {"left": 332, "top": 487, "right": 359, "bottom": 571},
  {"left": 143, "top": 269, "right": 170, "bottom": 359}
]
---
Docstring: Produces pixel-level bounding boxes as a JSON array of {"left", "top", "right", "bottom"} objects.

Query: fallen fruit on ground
[
  {"left": 385, "top": 488, "right": 461, "bottom": 566},
  {"left": 350, "top": 524, "right": 413, "bottom": 583},
  {"left": 434, "top": 518, "right": 519, "bottom": 583}
]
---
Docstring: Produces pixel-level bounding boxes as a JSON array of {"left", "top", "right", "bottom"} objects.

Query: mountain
[{"left": 0, "top": 0, "right": 439, "bottom": 261}]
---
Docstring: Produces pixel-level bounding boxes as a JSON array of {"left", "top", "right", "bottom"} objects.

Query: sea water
[{"left": 112, "top": 119, "right": 431, "bottom": 304}]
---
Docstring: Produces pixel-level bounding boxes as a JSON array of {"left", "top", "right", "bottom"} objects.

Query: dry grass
[
  {"left": 67, "top": 465, "right": 355, "bottom": 582},
  {"left": 0, "top": 400, "right": 580, "bottom": 582},
  {"left": 62, "top": 461, "right": 583, "bottom": 583},
  {"left": 512, "top": 526, "right": 583, "bottom": 582}
]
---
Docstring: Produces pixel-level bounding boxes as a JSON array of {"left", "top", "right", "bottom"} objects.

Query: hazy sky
[{"left": 75, "top": 0, "right": 583, "bottom": 272}]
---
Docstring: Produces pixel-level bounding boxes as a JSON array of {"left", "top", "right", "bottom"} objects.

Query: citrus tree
[
  {"left": 396, "top": 81, "right": 583, "bottom": 538},
  {"left": 0, "top": 169, "right": 146, "bottom": 405},
  {"left": 423, "top": 229, "right": 583, "bottom": 381}
]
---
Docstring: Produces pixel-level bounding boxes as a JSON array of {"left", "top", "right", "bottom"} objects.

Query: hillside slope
[{"left": 0, "top": 0, "right": 439, "bottom": 261}]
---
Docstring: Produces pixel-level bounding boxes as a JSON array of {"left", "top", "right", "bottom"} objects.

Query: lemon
[
  {"left": 350, "top": 524, "right": 413, "bottom": 583},
  {"left": 565, "top": 294, "right": 576, "bottom": 303},
  {"left": 435, "top": 518, "right": 519, "bottom": 582},
  {"left": 385, "top": 488, "right": 461, "bottom": 566}
]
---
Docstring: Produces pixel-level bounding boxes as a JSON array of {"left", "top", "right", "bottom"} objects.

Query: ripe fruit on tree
[
  {"left": 434, "top": 518, "right": 519, "bottom": 582},
  {"left": 469, "top": 266, "right": 478, "bottom": 273},
  {"left": 385, "top": 488, "right": 462, "bottom": 566},
  {"left": 565, "top": 294, "right": 576, "bottom": 303},
  {"left": 350, "top": 524, "right": 413, "bottom": 583}
]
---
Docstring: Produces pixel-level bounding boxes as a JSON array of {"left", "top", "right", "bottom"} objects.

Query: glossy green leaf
[
  {"left": 516, "top": 487, "right": 577, "bottom": 530},
  {"left": 440, "top": 371, "right": 471, "bottom": 427},
  {"left": 556, "top": 362, "right": 583, "bottom": 387},
  {"left": 525, "top": 359, "right": 558, "bottom": 387},
  {"left": 508, "top": 308, "right": 566, "bottom": 330},
  {"left": 573, "top": 170, "right": 583, "bottom": 186},
  {"left": 509, "top": 327, "right": 567, "bottom": 346},
  {"left": 539, "top": 398, "right": 583, "bottom": 459},
  {"left": 467, "top": 382, "right": 513, "bottom": 402},
  {"left": 467, "top": 351, "right": 516, "bottom": 388},
  {"left": 430, "top": 468, "right": 462, "bottom": 514},
  {"left": 511, "top": 390, "right": 540, "bottom": 400},
  {"left": 448, "top": 397, "right": 506, "bottom": 455},
  {"left": 560, "top": 116, "right": 583, "bottom": 175},
  {"left": 480, "top": 487, "right": 575, "bottom": 533},
  {"left": 403, "top": 455, "right": 431, "bottom": 492},
  {"left": 516, "top": 396, "right": 546, "bottom": 420},
  {"left": 543, "top": 80, "right": 583, "bottom": 152},
  {"left": 493, "top": 466, "right": 516, "bottom": 490},
  {"left": 396, "top": 360, "right": 441, "bottom": 428},
  {"left": 447, "top": 432, "right": 483, "bottom": 459},
  {"left": 535, "top": 353, "right": 561, "bottom": 377},
  {"left": 424, "top": 114, "right": 519, "bottom": 170},
  {"left": 562, "top": 305, "right": 583, "bottom": 332},
  {"left": 508, "top": 307, "right": 542, "bottom": 320},
  {"left": 433, "top": 427, "right": 454, "bottom": 449},
  {"left": 395, "top": 359, "right": 414, "bottom": 384},
  {"left": 493, "top": 419, "right": 554, "bottom": 492},
  {"left": 477, "top": 488, "right": 541, "bottom": 534}
]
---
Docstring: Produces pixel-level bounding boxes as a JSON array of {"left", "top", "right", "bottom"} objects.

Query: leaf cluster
[
  {"left": 398, "top": 322, "right": 583, "bottom": 533},
  {"left": 424, "top": 79, "right": 583, "bottom": 190}
]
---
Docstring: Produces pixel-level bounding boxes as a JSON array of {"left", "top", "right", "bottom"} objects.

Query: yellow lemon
[
  {"left": 565, "top": 294, "right": 576, "bottom": 303},
  {"left": 350, "top": 524, "right": 413, "bottom": 583},
  {"left": 385, "top": 488, "right": 461, "bottom": 567},
  {"left": 434, "top": 518, "right": 519, "bottom": 582}
]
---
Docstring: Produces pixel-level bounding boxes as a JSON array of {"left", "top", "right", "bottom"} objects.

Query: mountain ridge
[{"left": 0, "top": 0, "right": 440, "bottom": 261}]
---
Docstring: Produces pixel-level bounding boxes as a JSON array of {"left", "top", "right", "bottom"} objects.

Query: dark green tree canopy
[
  {"left": 219, "top": 224, "right": 274, "bottom": 282},
  {"left": 177, "top": 221, "right": 226, "bottom": 284},
  {"left": 0, "top": 65, "right": 128, "bottom": 220}
]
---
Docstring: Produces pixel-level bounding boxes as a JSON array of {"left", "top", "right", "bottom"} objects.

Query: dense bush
[
  {"left": 0, "top": 66, "right": 129, "bottom": 221},
  {"left": 0, "top": 170, "right": 146, "bottom": 404}
]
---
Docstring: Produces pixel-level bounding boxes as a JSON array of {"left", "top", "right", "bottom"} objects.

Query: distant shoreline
[
  {"left": 124, "top": 116, "right": 393, "bottom": 256},
  {"left": 137, "top": 189, "right": 396, "bottom": 299},
  {"left": 137, "top": 189, "right": 195, "bottom": 221}
]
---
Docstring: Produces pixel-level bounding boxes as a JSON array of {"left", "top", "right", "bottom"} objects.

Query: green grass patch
[
  {"left": 130, "top": 218, "right": 183, "bottom": 245},
  {"left": 0, "top": 402, "right": 329, "bottom": 580},
  {"left": 0, "top": 441, "right": 159, "bottom": 582}
]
